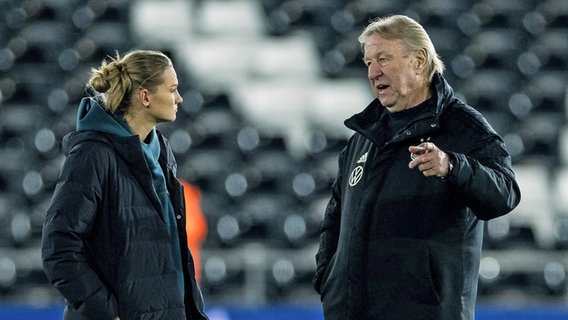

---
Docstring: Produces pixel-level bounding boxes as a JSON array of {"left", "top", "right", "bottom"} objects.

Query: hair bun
[{"left": 89, "top": 68, "right": 111, "bottom": 93}]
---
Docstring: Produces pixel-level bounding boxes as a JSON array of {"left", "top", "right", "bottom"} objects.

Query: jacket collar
[
  {"left": 344, "top": 73, "right": 456, "bottom": 144},
  {"left": 62, "top": 128, "right": 174, "bottom": 172}
]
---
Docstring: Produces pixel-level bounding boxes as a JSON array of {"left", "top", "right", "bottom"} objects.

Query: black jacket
[
  {"left": 42, "top": 128, "right": 208, "bottom": 320},
  {"left": 313, "top": 74, "right": 521, "bottom": 320}
]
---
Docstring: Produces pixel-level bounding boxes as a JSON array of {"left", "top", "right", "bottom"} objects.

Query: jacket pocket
[
  {"left": 65, "top": 285, "right": 118, "bottom": 320},
  {"left": 366, "top": 239, "right": 440, "bottom": 307},
  {"left": 63, "top": 306, "right": 91, "bottom": 320},
  {"left": 319, "top": 253, "right": 337, "bottom": 301}
]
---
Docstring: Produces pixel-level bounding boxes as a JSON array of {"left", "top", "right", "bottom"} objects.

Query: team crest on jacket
[{"left": 349, "top": 152, "right": 368, "bottom": 187}]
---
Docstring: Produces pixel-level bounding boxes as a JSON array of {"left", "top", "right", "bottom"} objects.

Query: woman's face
[{"left": 146, "top": 66, "right": 183, "bottom": 123}]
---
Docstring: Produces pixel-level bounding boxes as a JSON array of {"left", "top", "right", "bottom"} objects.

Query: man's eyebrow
[{"left": 363, "top": 51, "right": 389, "bottom": 59}]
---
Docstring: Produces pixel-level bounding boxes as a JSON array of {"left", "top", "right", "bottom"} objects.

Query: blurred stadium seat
[{"left": 0, "top": 0, "right": 567, "bottom": 309}]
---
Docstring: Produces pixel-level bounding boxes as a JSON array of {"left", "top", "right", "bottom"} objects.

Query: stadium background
[{"left": 0, "top": 0, "right": 567, "bottom": 318}]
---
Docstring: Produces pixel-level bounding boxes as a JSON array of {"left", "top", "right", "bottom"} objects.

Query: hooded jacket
[
  {"left": 42, "top": 98, "right": 208, "bottom": 320},
  {"left": 313, "top": 74, "right": 520, "bottom": 320}
]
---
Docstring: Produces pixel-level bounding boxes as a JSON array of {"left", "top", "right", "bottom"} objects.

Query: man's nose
[{"left": 368, "top": 63, "right": 383, "bottom": 80}]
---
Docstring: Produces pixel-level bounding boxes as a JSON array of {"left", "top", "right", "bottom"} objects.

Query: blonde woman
[{"left": 42, "top": 50, "right": 208, "bottom": 320}]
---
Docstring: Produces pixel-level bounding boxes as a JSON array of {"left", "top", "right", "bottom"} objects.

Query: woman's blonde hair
[
  {"left": 88, "top": 50, "right": 172, "bottom": 113},
  {"left": 358, "top": 15, "right": 445, "bottom": 80}
]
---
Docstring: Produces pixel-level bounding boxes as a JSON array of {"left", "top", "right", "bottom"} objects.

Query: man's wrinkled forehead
[{"left": 363, "top": 35, "right": 407, "bottom": 54}]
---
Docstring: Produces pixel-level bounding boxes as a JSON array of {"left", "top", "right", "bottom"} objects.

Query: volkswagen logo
[{"left": 349, "top": 166, "right": 364, "bottom": 187}]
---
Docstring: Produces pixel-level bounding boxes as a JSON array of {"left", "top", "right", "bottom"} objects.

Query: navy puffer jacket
[{"left": 42, "top": 99, "right": 208, "bottom": 320}]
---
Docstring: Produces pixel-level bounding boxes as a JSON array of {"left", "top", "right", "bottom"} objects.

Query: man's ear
[
  {"left": 414, "top": 49, "right": 428, "bottom": 74},
  {"left": 138, "top": 88, "right": 151, "bottom": 107}
]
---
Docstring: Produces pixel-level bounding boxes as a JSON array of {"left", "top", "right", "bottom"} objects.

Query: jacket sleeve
[
  {"left": 313, "top": 150, "right": 344, "bottom": 295},
  {"left": 447, "top": 135, "right": 521, "bottom": 221},
  {"left": 41, "top": 144, "right": 118, "bottom": 319}
]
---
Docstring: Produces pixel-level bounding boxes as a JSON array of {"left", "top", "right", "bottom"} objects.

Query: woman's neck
[{"left": 124, "top": 112, "right": 154, "bottom": 142}]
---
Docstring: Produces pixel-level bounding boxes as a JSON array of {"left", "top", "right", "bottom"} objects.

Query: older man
[{"left": 313, "top": 15, "right": 521, "bottom": 320}]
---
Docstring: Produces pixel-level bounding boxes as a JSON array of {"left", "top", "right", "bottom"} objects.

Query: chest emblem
[
  {"left": 349, "top": 166, "right": 364, "bottom": 186},
  {"left": 349, "top": 151, "right": 368, "bottom": 187}
]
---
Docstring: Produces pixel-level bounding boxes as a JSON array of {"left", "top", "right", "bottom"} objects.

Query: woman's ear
[{"left": 138, "top": 88, "right": 151, "bottom": 107}]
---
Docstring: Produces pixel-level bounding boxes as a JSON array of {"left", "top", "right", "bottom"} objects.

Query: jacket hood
[
  {"left": 61, "top": 98, "right": 175, "bottom": 172},
  {"left": 76, "top": 97, "right": 132, "bottom": 137},
  {"left": 345, "top": 73, "right": 456, "bottom": 133},
  {"left": 61, "top": 97, "right": 139, "bottom": 157}
]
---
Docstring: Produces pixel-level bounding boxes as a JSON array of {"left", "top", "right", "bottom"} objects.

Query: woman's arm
[{"left": 42, "top": 144, "right": 118, "bottom": 318}]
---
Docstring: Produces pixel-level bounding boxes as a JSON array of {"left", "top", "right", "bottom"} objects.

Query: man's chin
[
  {"left": 378, "top": 99, "right": 394, "bottom": 109},
  {"left": 377, "top": 95, "right": 391, "bottom": 107}
]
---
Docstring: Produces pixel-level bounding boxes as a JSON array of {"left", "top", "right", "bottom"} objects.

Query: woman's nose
[{"left": 176, "top": 92, "right": 183, "bottom": 104}]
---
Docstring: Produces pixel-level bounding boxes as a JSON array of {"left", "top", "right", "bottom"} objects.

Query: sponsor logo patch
[
  {"left": 349, "top": 151, "right": 368, "bottom": 187},
  {"left": 349, "top": 166, "right": 364, "bottom": 187}
]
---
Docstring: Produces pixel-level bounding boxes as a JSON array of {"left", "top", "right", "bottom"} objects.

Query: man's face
[{"left": 363, "top": 34, "right": 427, "bottom": 112}]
